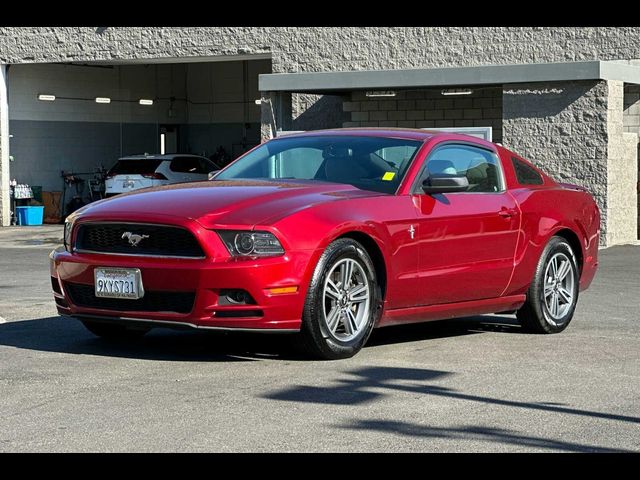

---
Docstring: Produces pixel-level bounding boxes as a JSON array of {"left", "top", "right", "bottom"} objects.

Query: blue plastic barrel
[{"left": 16, "top": 206, "right": 45, "bottom": 226}]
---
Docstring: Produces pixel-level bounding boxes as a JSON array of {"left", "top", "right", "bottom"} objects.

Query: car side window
[
  {"left": 170, "top": 157, "right": 208, "bottom": 174},
  {"left": 416, "top": 144, "right": 504, "bottom": 193},
  {"left": 511, "top": 156, "right": 544, "bottom": 185}
]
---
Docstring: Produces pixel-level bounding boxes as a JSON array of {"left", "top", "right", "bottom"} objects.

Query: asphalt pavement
[{"left": 0, "top": 226, "right": 638, "bottom": 452}]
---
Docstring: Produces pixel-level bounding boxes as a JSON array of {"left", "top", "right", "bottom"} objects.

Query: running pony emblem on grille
[{"left": 121, "top": 232, "right": 149, "bottom": 247}]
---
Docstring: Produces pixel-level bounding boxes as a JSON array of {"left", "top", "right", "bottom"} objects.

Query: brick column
[
  {"left": 502, "top": 80, "right": 638, "bottom": 246},
  {"left": 0, "top": 65, "right": 10, "bottom": 227}
]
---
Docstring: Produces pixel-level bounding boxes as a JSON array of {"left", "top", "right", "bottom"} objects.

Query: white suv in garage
[{"left": 104, "top": 154, "right": 221, "bottom": 197}]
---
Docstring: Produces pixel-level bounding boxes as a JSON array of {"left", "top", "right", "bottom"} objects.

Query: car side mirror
[
  {"left": 422, "top": 174, "right": 469, "bottom": 194},
  {"left": 208, "top": 170, "right": 220, "bottom": 180}
]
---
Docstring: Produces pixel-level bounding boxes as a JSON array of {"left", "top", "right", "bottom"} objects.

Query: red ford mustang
[{"left": 50, "top": 129, "right": 600, "bottom": 359}]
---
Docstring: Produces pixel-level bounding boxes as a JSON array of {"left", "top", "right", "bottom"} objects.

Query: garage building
[{"left": 1, "top": 27, "right": 639, "bottom": 246}]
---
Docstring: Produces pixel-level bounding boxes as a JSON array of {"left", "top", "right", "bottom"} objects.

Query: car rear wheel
[
  {"left": 299, "top": 238, "right": 382, "bottom": 360},
  {"left": 516, "top": 236, "right": 579, "bottom": 333},
  {"left": 81, "top": 320, "right": 151, "bottom": 340}
]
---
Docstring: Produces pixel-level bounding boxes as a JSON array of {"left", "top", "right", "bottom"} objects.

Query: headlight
[
  {"left": 217, "top": 230, "right": 284, "bottom": 257},
  {"left": 63, "top": 219, "right": 73, "bottom": 252}
]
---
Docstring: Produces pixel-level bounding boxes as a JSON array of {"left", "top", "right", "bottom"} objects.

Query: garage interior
[{"left": 6, "top": 55, "right": 271, "bottom": 220}]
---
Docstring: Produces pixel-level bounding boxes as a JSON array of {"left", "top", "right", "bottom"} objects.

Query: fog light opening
[{"left": 219, "top": 289, "right": 256, "bottom": 305}]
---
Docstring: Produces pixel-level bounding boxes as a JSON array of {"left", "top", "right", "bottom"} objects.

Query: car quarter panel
[
  {"left": 495, "top": 146, "right": 600, "bottom": 295},
  {"left": 503, "top": 187, "right": 600, "bottom": 296}
]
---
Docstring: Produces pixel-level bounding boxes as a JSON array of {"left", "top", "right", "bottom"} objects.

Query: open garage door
[{"left": 6, "top": 56, "right": 271, "bottom": 223}]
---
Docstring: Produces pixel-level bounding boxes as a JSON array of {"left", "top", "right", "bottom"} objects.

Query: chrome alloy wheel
[
  {"left": 543, "top": 252, "right": 576, "bottom": 325},
  {"left": 322, "top": 258, "right": 371, "bottom": 342}
]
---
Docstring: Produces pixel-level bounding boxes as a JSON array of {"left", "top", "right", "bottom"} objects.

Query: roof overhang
[{"left": 259, "top": 60, "right": 640, "bottom": 94}]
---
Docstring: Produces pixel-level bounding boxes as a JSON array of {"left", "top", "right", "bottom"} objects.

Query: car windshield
[{"left": 214, "top": 135, "right": 423, "bottom": 194}]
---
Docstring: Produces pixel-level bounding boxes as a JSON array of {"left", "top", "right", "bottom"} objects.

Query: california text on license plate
[{"left": 94, "top": 268, "right": 144, "bottom": 299}]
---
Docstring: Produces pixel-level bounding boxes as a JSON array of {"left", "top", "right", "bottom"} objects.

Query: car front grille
[
  {"left": 64, "top": 282, "right": 196, "bottom": 314},
  {"left": 74, "top": 223, "right": 205, "bottom": 258}
]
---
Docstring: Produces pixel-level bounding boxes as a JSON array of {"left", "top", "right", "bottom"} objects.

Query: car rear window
[
  {"left": 169, "top": 157, "right": 212, "bottom": 174},
  {"left": 108, "top": 159, "right": 163, "bottom": 176},
  {"left": 511, "top": 157, "right": 544, "bottom": 185}
]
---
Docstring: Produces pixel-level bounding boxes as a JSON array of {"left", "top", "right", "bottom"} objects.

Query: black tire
[
  {"left": 81, "top": 320, "right": 150, "bottom": 340},
  {"left": 517, "top": 236, "right": 580, "bottom": 334},
  {"left": 299, "top": 238, "right": 382, "bottom": 360}
]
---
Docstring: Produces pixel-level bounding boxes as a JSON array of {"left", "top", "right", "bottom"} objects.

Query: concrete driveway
[{"left": 0, "top": 228, "right": 638, "bottom": 452}]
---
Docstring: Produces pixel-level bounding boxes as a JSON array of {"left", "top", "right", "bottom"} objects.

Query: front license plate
[{"left": 94, "top": 268, "right": 144, "bottom": 299}]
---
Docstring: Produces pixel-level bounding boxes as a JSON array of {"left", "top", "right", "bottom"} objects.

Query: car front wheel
[
  {"left": 300, "top": 238, "right": 382, "bottom": 360},
  {"left": 517, "top": 236, "right": 580, "bottom": 333}
]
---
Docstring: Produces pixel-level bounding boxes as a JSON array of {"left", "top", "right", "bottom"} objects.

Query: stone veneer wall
[
  {"left": 3, "top": 28, "right": 640, "bottom": 72},
  {"left": 342, "top": 87, "right": 503, "bottom": 142},
  {"left": 3, "top": 27, "right": 640, "bottom": 230},
  {"left": 503, "top": 80, "right": 637, "bottom": 246}
]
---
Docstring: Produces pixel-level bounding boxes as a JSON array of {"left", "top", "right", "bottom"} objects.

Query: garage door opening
[{"left": 6, "top": 56, "right": 271, "bottom": 222}]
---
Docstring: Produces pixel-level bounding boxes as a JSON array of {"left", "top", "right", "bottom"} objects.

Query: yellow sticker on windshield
[{"left": 382, "top": 172, "right": 396, "bottom": 181}]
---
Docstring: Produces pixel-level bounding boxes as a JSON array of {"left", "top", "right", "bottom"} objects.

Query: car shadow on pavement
[
  {"left": 262, "top": 365, "right": 639, "bottom": 452},
  {"left": 0, "top": 314, "right": 522, "bottom": 363},
  {"left": 337, "top": 419, "right": 631, "bottom": 453},
  {"left": 366, "top": 314, "right": 523, "bottom": 347},
  {"left": 0, "top": 316, "right": 303, "bottom": 362}
]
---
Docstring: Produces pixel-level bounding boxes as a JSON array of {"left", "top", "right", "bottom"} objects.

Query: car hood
[{"left": 74, "top": 180, "right": 382, "bottom": 228}]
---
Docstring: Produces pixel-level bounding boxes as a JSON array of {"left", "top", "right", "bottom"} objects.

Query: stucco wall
[
  {"left": 623, "top": 85, "right": 640, "bottom": 238},
  {"left": 608, "top": 81, "right": 639, "bottom": 245}
]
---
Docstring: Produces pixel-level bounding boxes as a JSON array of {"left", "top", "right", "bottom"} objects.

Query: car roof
[
  {"left": 117, "top": 154, "right": 210, "bottom": 161},
  {"left": 273, "top": 127, "right": 496, "bottom": 148}
]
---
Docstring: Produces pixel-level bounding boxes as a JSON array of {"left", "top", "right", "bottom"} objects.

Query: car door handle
[{"left": 498, "top": 208, "right": 517, "bottom": 218}]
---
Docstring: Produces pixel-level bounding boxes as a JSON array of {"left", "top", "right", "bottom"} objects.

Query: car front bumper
[{"left": 50, "top": 246, "right": 317, "bottom": 332}]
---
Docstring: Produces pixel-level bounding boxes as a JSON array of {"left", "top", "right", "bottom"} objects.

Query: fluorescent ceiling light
[
  {"left": 365, "top": 90, "right": 396, "bottom": 98},
  {"left": 38, "top": 94, "right": 56, "bottom": 101},
  {"left": 441, "top": 89, "right": 473, "bottom": 96},
  {"left": 95, "top": 97, "right": 111, "bottom": 104},
  {"left": 139, "top": 99, "right": 154, "bottom": 106}
]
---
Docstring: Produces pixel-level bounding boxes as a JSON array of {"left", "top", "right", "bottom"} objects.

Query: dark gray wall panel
[{"left": 9, "top": 120, "right": 120, "bottom": 191}]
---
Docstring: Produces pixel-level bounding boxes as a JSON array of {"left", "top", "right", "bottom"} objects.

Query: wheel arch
[
  {"left": 553, "top": 227, "right": 584, "bottom": 276},
  {"left": 337, "top": 231, "right": 388, "bottom": 301}
]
